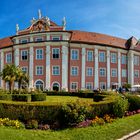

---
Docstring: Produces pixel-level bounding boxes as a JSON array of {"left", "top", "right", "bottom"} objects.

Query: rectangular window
[
  {"left": 36, "top": 66, "right": 43, "bottom": 75},
  {"left": 134, "top": 56, "right": 139, "bottom": 66},
  {"left": 111, "top": 69, "right": 117, "bottom": 77},
  {"left": 21, "top": 50, "right": 28, "bottom": 60},
  {"left": 22, "top": 67, "right": 28, "bottom": 73},
  {"left": 99, "top": 51, "right": 105, "bottom": 62},
  {"left": 36, "top": 49, "right": 43, "bottom": 60},
  {"left": 100, "top": 82, "right": 106, "bottom": 90},
  {"left": 134, "top": 70, "right": 139, "bottom": 78},
  {"left": 6, "top": 53, "right": 12, "bottom": 63},
  {"left": 86, "top": 67, "right": 93, "bottom": 76},
  {"left": 71, "top": 50, "right": 79, "bottom": 60},
  {"left": 121, "top": 54, "right": 127, "bottom": 64},
  {"left": 87, "top": 51, "right": 93, "bottom": 61},
  {"left": 111, "top": 53, "right": 117, "bottom": 63},
  {"left": 52, "top": 66, "right": 60, "bottom": 75},
  {"left": 52, "top": 48, "right": 60, "bottom": 59},
  {"left": 122, "top": 69, "right": 126, "bottom": 77},
  {"left": 71, "top": 67, "right": 78, "bottom": 76},
  {"left": 99, "top": 68, "right": 106, "bottom": 77},
  {"left": 86, "top": 82, "right": 92, "bottom": 90},
  {"left": 71, "top": 82, "right": 78, "bottom": 90}
]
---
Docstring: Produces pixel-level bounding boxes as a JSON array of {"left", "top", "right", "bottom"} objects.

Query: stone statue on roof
[
  {"left": 46, "top": 16, "right": 50, "bottom": 26},
  {"left": 62, "top": 17, "right": 66, "bottom": 30},
  {"left": 16, "top": 24, "right": 19, "bottom": 35},
  {"left": 38, "top": 9, "right": 42, "bottom": 19}
]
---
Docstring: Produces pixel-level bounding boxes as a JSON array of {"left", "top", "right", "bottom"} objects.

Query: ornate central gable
[
  {"left": 16, "top": 9, "right": 67, "bottom": 35},
  {"left": 30, "top": 19, "right": 50, "bottom": 32}
]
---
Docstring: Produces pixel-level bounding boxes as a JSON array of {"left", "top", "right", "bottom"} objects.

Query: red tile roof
[
  {"left": 70, "top": 30, "right": 127, "bottom": 49},
  {"left": 0, "top": 37, "right": 13, "bottom": 49}
]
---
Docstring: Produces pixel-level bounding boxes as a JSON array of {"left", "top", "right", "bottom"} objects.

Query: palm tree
[
  {"left": 0, "top": 64, "right": 17, "bottom": 93},
  {"left": 16, "top": 67, "right": 29, "bottom": 92}
]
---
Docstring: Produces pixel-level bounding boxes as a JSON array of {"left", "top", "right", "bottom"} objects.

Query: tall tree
[{"left": 0, "top": 64, "right": 17, "bottom": 92}]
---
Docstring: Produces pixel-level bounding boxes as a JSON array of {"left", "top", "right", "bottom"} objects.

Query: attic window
[
  {"left": 52, "top": 36, "right": 60, "bottom": 41},
  {"left": 35, "top": 37, "right": 43, "bottom": 42},
  {"left": 20, "top": 39, "right": 28, "bottom": 44}
]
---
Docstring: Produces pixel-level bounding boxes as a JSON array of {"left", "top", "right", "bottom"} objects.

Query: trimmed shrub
[
  {"left": 26, "top": 119, "right": 38, "bottom": 129},
  {"left": 112, "top": 96, "right": 129, "bottom": 117},
  {"left": 0, "top": 94, "right": 12, "bottom": 101},
  {"left": 125, "top": 95, "right": 140, "bottom": 111},
  {"left": 31, "top": 94, "right": 46, "bottom": 101},
  {"left": 12, "top": 94, "right": 31, "bottom": 102}
]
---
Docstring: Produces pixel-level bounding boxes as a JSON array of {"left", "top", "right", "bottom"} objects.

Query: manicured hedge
[
  {"left": 31, "top": 94, "right": 46, "bottom": 101},
  {"left": 12, "top": 94, "right": 31, "bottom": 102},
  {"left": 0, "top": 94, "right": 12, "bottom": 101}
]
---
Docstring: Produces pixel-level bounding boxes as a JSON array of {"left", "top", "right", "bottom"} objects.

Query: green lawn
[
  {"left": 0, "top": 114, "right": 140, "bottom": 140},
  {"left": 0, "top": 96, "right": 94, "bottom": 105}
]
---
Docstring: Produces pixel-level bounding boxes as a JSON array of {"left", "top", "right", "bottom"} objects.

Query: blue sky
[{"left": 0, "top": 0, "right": 140, "bottom": 39}]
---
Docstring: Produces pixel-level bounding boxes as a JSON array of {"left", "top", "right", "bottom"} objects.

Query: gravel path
[{"left": 126, "top": 133, "right": 140, "bottom": 140}]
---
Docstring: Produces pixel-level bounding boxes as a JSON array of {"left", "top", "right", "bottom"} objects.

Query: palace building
[{"left": 0, "top": 10, "right": 140, "bottom": 91}]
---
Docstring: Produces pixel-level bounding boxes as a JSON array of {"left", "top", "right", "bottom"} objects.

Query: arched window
[
  {"left": 52, "top": 82, "right": 60, "bottom": 91},
  {"left": 35, "top": 80, "right": 44, "bottom": 90}
]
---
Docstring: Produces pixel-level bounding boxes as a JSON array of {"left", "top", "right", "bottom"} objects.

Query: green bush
[
  {"left": 60, "top": 102, "right": 91, "bottom": 126},
  {"left": 112, "top": 96, "right": 129, "bottom": 117},
  {"left": 0, "top": 94, "right": 12, "bottom": 101},
  {"left": 12, "top": 94, "right": 31, "bottom": 102},
  {"left": 26, "top": 119, "right": 38, "bottom": 129},
  {"left": 125, "top": 95, "right": 140, "bottom": 111},
  {"left": 31, "top": 94, "right": 46, "bottom": 101}
]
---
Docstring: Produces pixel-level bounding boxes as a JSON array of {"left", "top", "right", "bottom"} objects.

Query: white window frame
[
  {"left": 52, "top": 66, "right": 60, "bottom": 75},
  {"left": 99, "top": 51, "right": 105, "bottom": 62},
  {"left": 36, "top": 66, "right": 43, "bottom": 75},
  {"left": 87, "top": 51, "right": 93, "bottom": 61},
  {"left": 71, "top": 82, "right": 78, "bottom": 90},
  {"left": 71, "top": 66, "right": 78, "bottom": 76},
  {"left": 21, "top": 66, "right": 28, "bottom": 74},
  {"left": 99, "top": 68, "right": 106, "bottom": 77},
  {"left": 100, "top": 82, "right": 106, "bottom": 90},
  {"left": 86, "top": 82, "right": 93, "bottom": 90},
  {"left": 111, "top": 69, "right": 117, "bottom": 77},
  {"left": 111, "top": 53, "right": 117, "bottom": 63},
  {"left": 36, "top": 49, "right": 43, "bottom": 60},
  {"left": 86, "top": 67, "right": 93, "bottom": 76},
  {"left": 71, "top": 49, "right": 79, "bottom": 60},
  {"left": 52, "top": 48, "right": 60, "bottom": 59},
  {"left": 122, "top": 69, "right": 127, "bottom": 77},
  {"left": 21, "top": 50, "right": 28, "bottom": 61},
  {"left": 134, "top": 70, "right": 139, "bottom": 78},
  {"left": 6, "top": 53, "right": 12, "bottom": 63}
]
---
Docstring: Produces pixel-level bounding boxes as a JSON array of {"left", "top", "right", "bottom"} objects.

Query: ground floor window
[
  {"left": 71, "top": 82, "right": 78, "bottom": 90},
  {"left": 52, "top": 82, "right": 60, "bottom": 91},
  {"left": 100, "top": 82, "right": 106, "bottom": 90},
  {"left": 86, "top": 82, "right": 93, "bottom": 90},
  {"left": 35, "top": 80, "right": 44, "bottom": 90}
]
